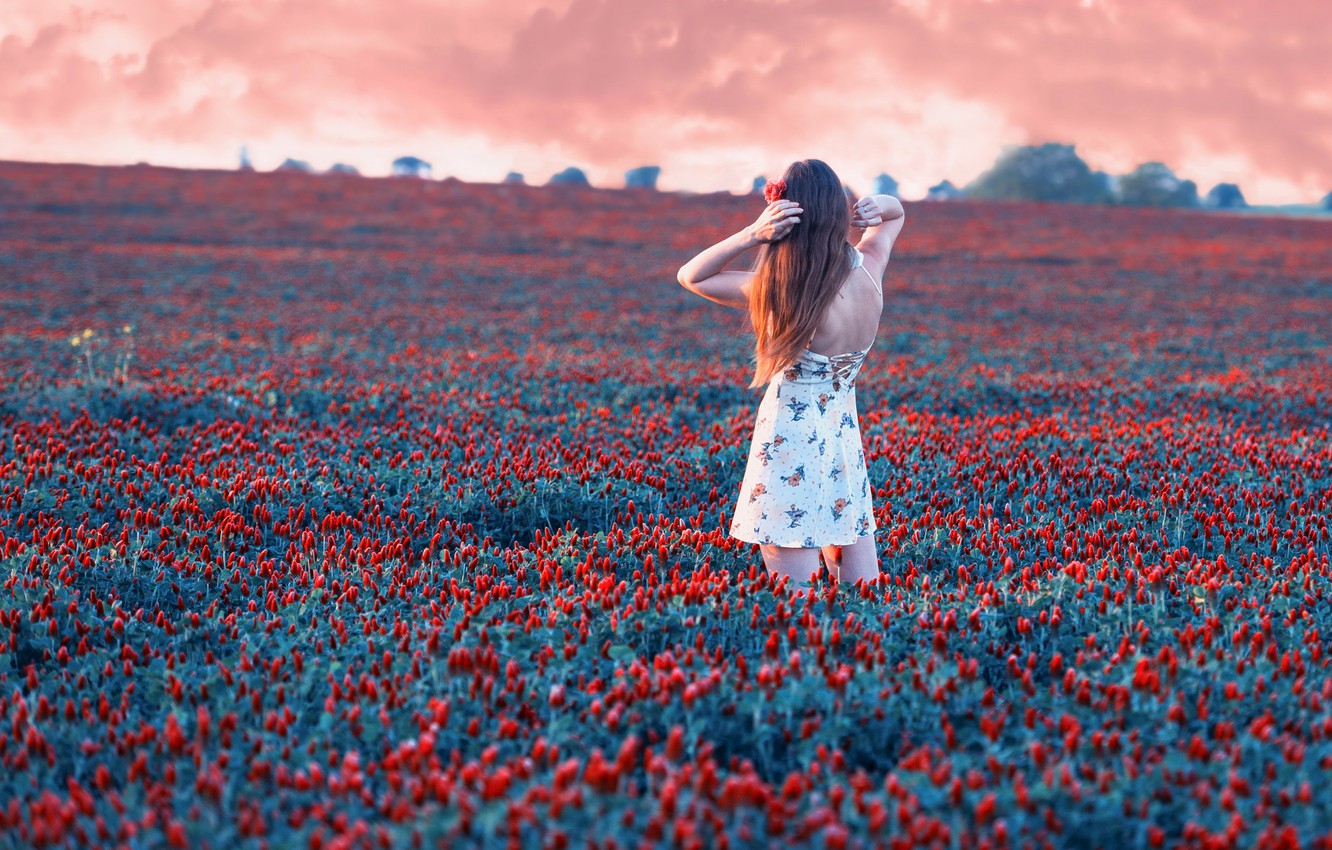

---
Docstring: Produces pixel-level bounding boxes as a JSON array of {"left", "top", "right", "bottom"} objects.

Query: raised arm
[
  {"left": 851, "top": 194, "right": 905, "bottom": 282},
  {"left": 677, "top": 199, "right": 803, "bottom": 308}
]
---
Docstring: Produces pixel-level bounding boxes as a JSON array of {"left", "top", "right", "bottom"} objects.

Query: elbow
[{"left": 676, "top": 268, "right": 695, "bottom": 290}]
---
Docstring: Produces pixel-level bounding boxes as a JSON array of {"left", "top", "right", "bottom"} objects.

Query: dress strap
[
  {"left": 859, "top": 264, "right": 882, "bottom": 296},
  {"left": 852, "top": 247, "right": 882, "bottom": 295}
]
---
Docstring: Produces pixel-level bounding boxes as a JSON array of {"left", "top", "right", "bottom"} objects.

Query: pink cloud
[{"left": 1, "top": 0, "right": 1329, "bottom": 202}]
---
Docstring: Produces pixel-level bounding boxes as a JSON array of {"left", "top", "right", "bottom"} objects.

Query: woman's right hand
[{"left": 749, "top": 200, "right": 803, "bottom": 243}]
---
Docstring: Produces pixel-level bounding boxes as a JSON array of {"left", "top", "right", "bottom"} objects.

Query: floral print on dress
[
  {"left": 729, "top": 249, "right": 879, "bottom": 548},
  {"left": 757, "top": 433, "right": 785, "bottom": 466},
  {"left": 831, "top": 498, "right": 849, "bottom": 521}
]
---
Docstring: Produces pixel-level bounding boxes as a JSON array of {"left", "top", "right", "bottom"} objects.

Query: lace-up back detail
[
  {"left": 781, "top": 347, "right": 869, "bottom": 392},
  {"left": 828, "top": 351, "right": 865, "bottom": 388}
]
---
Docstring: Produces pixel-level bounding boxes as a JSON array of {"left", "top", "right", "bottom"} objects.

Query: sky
[{"left": 2, "top": 0, "right": 1330, "bottom": 203}]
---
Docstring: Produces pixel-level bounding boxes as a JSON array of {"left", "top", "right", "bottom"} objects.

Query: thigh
[
  {"left": 837, "top": 534, "right": 880, "bottom": 586},
  {"left": 759, "top": 544, "right": 824, "bottom": 586}
]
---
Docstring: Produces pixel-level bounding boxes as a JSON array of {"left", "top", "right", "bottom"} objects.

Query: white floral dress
[{"left": 730, "top": 249, "right": 878, "bottom": 548}]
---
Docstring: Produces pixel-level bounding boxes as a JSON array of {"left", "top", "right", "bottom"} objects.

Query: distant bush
[
  {"left": 966, "top": 143, "right": 1113, "bottom": 204},
  {"left": 751, "top": 176, "right": 767, "bottom": 194},
  {"left": 926, "top": 179, "right": 961, "bottom": 201},
  {"left": 1205, "top": 183, "right": 1247, "bottom": 209},
  {"left": 391, "top": 156, "right": 432, "bottom": 178},
  {"left": 548, "top": 167, "right": 591, "bottom": 187},
  {"left": 1116, "top": 162, "right": 1199, "bottom": 207},
  {"left": 624, "top": 166, "right": 661, "bottom": 190},
  {"left": 872, "top": 173, "right": 899, "bottom": 196},
  {"left": 1321, "top": 191, "right": 1331, "bottom": 212},
  {"left": 503, "top": 172, "right": 525, "bottom": 185},
  {"left": 326, "top": 163, "right": 360, "bottom": 176},
  {"left": 275, "top": 158, "right": 314, "bottom": 173}
]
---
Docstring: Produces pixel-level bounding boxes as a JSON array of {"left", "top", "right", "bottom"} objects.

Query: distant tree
[
  {"left": 926, "top": 179, "right": 961, "bottom": 201},
  {"left": 1204, "top": 183, "right": 1247, "bottom": 209},
  {"left": 1116, "top": 162, "right": 1199, "bottom": 207},
  {"left": 624, "top": 166, "right": 661, "bottom": 190},
  {"left": 326, "top": 163, "right": 360, "bottom": 176},
  {"left": 548, "top": 167, "right": 590, "bottom": 187},
  {"left": 965, "top": 143, "right": 1113, "bottom": 204},
  {"left": 1321, "top": 191, "right": 1331, "bottom": 212},
  {"left": 239, "top": 145, "right": 254, "bottom": 172},
  {"left": 752, "top": 176, "right": 767, "bottom": 194},
  {"left": 275, "top": 158, "right": 313, "bottom": 173},
  {"left": 1091, "top": 170, "right": 1115, "bottom": 201},
  {"left": 503, "top": 172, "right": 525, "bottom": 185},
  {"left": 391, "top": 156, "right": 432, "bottom": 178},
  {"left": 872, "top": 173, "right": 899, "bottom": 196}
]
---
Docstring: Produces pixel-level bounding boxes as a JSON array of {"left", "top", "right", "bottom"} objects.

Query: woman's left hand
[
  {"left": 750, "top": 200, "right": 803, "bottom": 243},
  {"left": 851, "top": 197, "right": 883, "bottom": 229}
]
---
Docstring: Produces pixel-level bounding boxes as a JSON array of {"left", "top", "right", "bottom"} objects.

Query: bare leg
[
  {"left": 759, "top": 545, "right": 824, "bottom": 587},
  {"left": 821, "top": 544, "right": 843, "bottom": 579},
  {"left": 837, "top": 534, "right": 880, "bottom": 587}
]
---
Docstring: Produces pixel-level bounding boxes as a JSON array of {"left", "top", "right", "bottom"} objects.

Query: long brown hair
[{"left": 748, "top": 159, "right": 853, "bottom": 387}]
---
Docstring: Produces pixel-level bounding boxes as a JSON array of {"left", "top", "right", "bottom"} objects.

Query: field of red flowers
[{"left": 2, "top": 159, "right": 1331, "bottom": 849}]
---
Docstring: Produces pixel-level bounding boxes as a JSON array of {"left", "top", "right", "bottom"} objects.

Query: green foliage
[
  {"left": 548, "top": 167, "right": 591, "bottom": 187},
  {"left": 965, "top": 143, "right": 1114, "bottom": 204},
  {"left": 1205, "top": 183, "right": 1248, "bottom": 209},
  {"left": 872, "top": 173, "right": 899, "bottom": 196},
  {"left": 1116, "top": 162, "right": 1200, "bottom": 208}
]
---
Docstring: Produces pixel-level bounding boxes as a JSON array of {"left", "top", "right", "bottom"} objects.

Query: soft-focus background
[{"left": 3, "top": 0, "right": 1331, "bottom": 207}]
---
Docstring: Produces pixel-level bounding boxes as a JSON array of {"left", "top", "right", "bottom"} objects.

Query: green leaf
[{"left": 606, "top": 644, "right": 636, "bottom": 663}]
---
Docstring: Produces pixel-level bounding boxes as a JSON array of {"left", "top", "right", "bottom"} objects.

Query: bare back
[{"left": 807, "top": 247, "right": 883, "bottom": 357}]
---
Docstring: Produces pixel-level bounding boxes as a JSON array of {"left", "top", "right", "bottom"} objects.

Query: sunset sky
[{"left": 2, "top": 0, "right": 1329, "bottom": 203}]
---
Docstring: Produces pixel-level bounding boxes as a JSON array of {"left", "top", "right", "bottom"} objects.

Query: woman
[{"left": 677, "top": 159, "right": 906, "bottom": 586}]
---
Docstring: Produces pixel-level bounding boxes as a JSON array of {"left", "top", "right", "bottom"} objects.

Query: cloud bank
[{"left": 2, "top": 0, "right": 1329, "bottom": 202}]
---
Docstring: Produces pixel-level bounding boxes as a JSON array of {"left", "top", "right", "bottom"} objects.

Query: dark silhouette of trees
[
  {"left": 548, "top": 167, "right": 590, "bottom": 187},
  {"left": 391, "top": 156, "right": 432, "bottom": 178},
  {"left": 926, "top": 180, "right": 961, "bottom": 201},
  {"left": 275, "top": 158, "right": 314, "bottom": 173},
  {"left": 1116, "top": 162, "right": 1198, "bottom": 207},
  {"left": 872, "top": 173, "right": 899, "bottom": 196},
  {"left": 965, "top": 143, "right": 1113, "bottom": 204},
  {"left": 1205, "top": 183, "right": 1247, "bottom": 209},
  {"left": 624, "top": 166, "right": 661, "bottom": 190}
]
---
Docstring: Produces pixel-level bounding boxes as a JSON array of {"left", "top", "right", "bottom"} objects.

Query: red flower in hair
[{"left": 764, "top": 180, "right": 787, "bottom": 203}]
